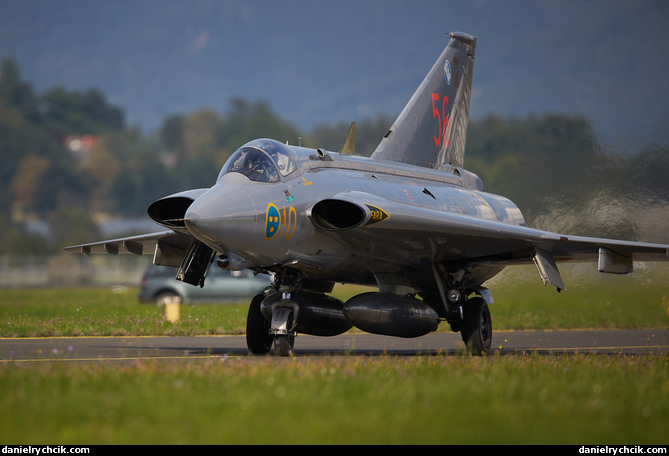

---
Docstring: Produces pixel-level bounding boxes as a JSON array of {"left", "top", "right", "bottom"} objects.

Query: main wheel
[
  {"left": 460, "top": 297, "right": 492, "bottom": 355},
  {"left": 246, "top": 294, "right": 273, "bottom": 354}
]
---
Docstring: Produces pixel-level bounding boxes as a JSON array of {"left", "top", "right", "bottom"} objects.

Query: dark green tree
[
  {"left": 41, "top": 87, "right": 124, "bottom": 135},
  {"left": 0, "top": 58, "right": 40, "bottom": 123}
]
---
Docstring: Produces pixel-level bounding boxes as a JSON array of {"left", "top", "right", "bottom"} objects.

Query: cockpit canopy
[{"left": 218, "top": 139, "right": 297, "bottom": 183}]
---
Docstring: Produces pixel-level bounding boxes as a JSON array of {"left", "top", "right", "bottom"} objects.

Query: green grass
[
  {"left": 1, "top": 263, "right": 667, "bottom": 337},
  {"left": 0, "top": 287, "right": 250, "bottom": 337},
  {"left": 486, "top": 263, "right": 669, "bottom": 330},
  {"left": 1, "top": 353, "right": 668, "bottom": 444},
  {"left": 1, "top": 263, "right": 668, "bottom": 445}
]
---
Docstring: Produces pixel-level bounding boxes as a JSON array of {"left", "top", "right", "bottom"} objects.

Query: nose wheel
[
  {"left": 246, "top": 293, "right": 296, "bottom": 356},
  {"left": 273, "top": 334, "right": 295, "bottom": 356},
  {"left": 269, "top": 306, "right": 296, "bottom": 356}
]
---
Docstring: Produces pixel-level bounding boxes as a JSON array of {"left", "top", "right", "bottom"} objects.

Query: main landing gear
[
  {"left": 459, "top": 297, "right": 492, "bottom": 355},
  {"left": 432, "top": 264, "right": 493, "bottom": 355},
  {"left": 246, "top": 276, "right": 493, "bottom": 356},
  {"left": 247, "top": 293, "right": 493, "bottom": 356}
]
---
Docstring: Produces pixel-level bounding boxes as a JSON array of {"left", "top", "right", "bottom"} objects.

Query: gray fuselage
[{"left": 184, "top": 139, "right": 525, "bottom": 293}]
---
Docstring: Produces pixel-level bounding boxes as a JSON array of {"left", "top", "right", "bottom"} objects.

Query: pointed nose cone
[{"left": 184, "top": 184, "right": 258, "bottom": 249}]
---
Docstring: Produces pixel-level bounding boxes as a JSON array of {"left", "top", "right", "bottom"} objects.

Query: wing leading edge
[{"left": 63, "top": 231, "right": 195, "bottom": 267}]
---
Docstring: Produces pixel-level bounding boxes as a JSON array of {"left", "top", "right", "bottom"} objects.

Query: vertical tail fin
[
  {"left": 370, "top": 32, "right": 476, "bottom": 169},
  {"left": 339, "top": 122, "right": 356, "bottom": 155}
]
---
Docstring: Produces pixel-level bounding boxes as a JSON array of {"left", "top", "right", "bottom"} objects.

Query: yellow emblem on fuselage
[{"left": 265, "top": 203, "right": 297, "bottom": 240}]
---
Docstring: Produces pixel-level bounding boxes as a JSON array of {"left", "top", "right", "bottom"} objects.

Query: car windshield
[{"left": 218, "top": 139, "right": 296, "bottom": 182}]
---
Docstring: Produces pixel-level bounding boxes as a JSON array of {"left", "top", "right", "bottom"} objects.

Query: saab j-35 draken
[{"left": 66, "top": 32, "right": 669, "bottom": 355}]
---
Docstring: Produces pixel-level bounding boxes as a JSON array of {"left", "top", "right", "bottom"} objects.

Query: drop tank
[{"left": 343, "top": 292, "right": 440, "bottom": 338}]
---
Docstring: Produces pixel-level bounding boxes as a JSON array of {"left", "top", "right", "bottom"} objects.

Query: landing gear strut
[
  {"left": 269, "top": 305, "right": 296, "bottom": 356},
  {"left": 432, "top": 264, "right": 492, "bottom": 355}
]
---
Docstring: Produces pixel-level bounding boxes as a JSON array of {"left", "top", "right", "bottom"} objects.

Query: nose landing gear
[
  {"left": 245, "top": 292, "right": 297, "bottom": 356},
  {"left": 268, "top": 302, "right": 297, "bottom": 356}
]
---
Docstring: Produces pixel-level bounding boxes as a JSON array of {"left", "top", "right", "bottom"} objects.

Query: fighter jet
[{"left": 65, "top": 32, "right": 669, "bottom": 355}]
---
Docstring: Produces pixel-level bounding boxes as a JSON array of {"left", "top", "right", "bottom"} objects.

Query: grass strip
[{"left": 1, "top": 353, "right": 668, "bottom": 444}]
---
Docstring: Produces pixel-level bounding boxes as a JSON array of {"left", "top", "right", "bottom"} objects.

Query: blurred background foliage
[{"left": 1, "top": 56, "right": 667, "bottom": 255}]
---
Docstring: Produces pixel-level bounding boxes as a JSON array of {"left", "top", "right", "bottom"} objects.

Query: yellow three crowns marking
[{"left": 265, "top": 203, "right": 297, "bottom": 240}]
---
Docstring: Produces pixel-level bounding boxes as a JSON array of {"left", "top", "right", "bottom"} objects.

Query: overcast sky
[{"left": 2, "top": 0, "right": 668, "bottom": 143}]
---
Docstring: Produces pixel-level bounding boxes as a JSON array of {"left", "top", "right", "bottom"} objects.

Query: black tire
[
  {"left": 246, "top": 294, "right": 273, "bottom": 354},
  {"left": 273, "top": 335, "right": 295, "bottom": 356},
  {"left": 271, "top": 307, "right": 295, "bottom": 356},
  {"left": 460, "top": 297, "right": 492, "bottom": 355}
]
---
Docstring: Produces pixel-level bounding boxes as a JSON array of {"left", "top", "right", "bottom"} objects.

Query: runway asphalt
[{"left": 2, "top": 328, "right": 668, "bottom": 362}]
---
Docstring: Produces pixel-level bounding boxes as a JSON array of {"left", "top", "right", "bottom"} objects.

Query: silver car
[{"left": 139, "top": 264, "right": 271, "bottom": 304}]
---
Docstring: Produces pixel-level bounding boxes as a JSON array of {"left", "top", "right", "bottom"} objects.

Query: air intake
[
  {"left": 310, "top": 199, "right": 365, "bottom": 230},
  {"left": 147, "top": 188, "right": 209, "bottom": 228}
]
